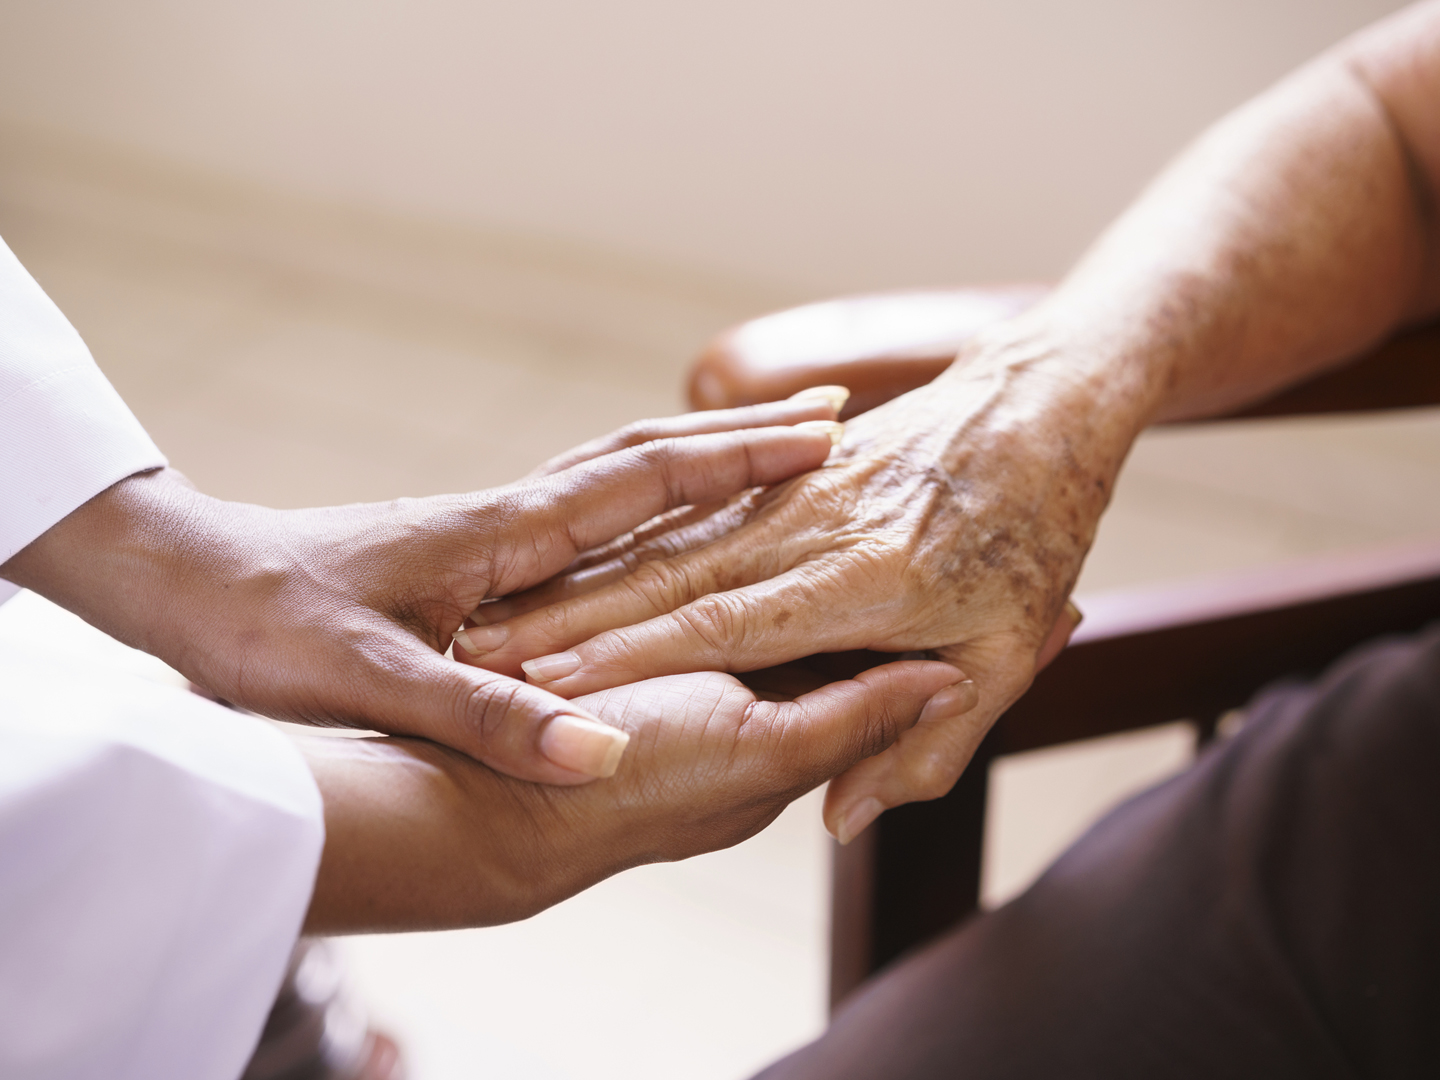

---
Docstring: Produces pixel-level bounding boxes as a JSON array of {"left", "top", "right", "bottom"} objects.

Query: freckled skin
[{"left": 460, "top": 6, "right": 1440, "bottom": 826}]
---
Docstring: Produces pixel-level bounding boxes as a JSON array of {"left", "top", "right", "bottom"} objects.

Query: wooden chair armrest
[
  {"left": 687, "top": 286, "right": 1044, "bottom": 417},
  {"left": 999, "top": 538, "right": 1440, "bottom": 753},
  {"left": 830, "top": 538, "right": 1440, "bottom": 1006},
  {"left": 688, "top": 286, "right": 1440, "bottom": 420}
]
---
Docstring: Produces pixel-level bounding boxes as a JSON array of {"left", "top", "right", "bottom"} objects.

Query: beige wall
[{"left": 0, "top": 0, "right": 1412, "bottom": 296}]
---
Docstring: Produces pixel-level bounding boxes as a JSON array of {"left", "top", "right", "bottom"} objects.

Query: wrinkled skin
[
  {"left": 460, "top": 335, "right": 1133, "bottom": 837},
  {"left": 296, "top": 0, "right": 1440, "bottom": 935},
  {"left": 457, "top": 7, "right": 1440, "bottom": 839},
  {"left": 2, "top": 402, "right": 863, "bottom": 787}
]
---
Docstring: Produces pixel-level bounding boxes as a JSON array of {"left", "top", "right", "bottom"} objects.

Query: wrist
[
  {"left": 301, "top": 733, "right": 637, "bottom": 933},
  {"left": 2, "top": 467, "right": 236, "bottom": 664},
  {"left": 919, "top": 311, "right": 1157, "bottom": 505},
  {"left": 952, "top": 304, "right": 1165, "bottom": 433}
]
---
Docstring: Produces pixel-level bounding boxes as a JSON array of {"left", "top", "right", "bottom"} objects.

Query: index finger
[
  {"left": 758, "top": 660, "right": 971, "bottom": 790},
  {"left": 481, "top": 425, "right": 838, "bottom": 597},
  {"left": 528, "top": 391, "right": 849, "bottom": 478},
  {"left": 508, "top": 565, "right": 880, "bottom": 694}
]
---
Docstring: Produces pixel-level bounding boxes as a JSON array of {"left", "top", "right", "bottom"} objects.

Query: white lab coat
[{"left": 0, "top": 234, "right": 324, "bottom": 1080}]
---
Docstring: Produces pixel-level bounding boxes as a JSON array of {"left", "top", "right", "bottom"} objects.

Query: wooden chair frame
[{"left": 686, "top": 288, "right": 1440, "bottom": 1009}]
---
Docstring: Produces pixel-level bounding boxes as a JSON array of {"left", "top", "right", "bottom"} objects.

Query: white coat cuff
[
  {"left": 0, "top": 361, "right": 166, "bottom": 565},
  {"left": 0, "top": 656, "right": 325, "bottom": 1080}
]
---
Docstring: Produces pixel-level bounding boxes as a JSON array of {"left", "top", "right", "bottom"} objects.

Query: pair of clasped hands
[{"left": 11, "top": 363, "right": 1088, "bottom": 927}]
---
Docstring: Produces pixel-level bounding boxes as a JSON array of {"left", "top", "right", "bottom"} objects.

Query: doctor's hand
[
  {"left": 1, "top": 401, "right": 846, "bottom": 786},
  {"left": 455, "top": 339, "right": 1131, "bottom": 836},
  {"left": 302, "top": 656, "right": 968, "bottom": 933}
]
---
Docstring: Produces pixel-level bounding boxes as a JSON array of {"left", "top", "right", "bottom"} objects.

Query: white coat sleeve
[
  {"left": 0, "top": 645, "right": 325, "bottom": 1080},
  {"left": 0, "top": 232, "right": 167, "bottom": 600},
  {"left": 0, "top": 232, "right": 326, "bottom": 1080}
]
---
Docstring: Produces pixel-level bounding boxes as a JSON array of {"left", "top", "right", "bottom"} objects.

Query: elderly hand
[
  {"left": 1, "top": 400, "right": 852, "bottom": 786},
  {"left": 303, "top": 655, "right": 968, "bottom": 932},
  {"left": 455, "top": 0, "right": 1440, "bottom": 837},
  {"left": 454, "top": 327, "right": 1143, "bottom": 838}
]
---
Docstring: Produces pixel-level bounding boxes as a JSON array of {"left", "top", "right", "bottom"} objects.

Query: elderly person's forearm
[
  {"left": 456, "top": 3, "right": 1440, "bottom": 841},
  {"left": 988, "top": 6, "right": 1440, "bottom": 433}
]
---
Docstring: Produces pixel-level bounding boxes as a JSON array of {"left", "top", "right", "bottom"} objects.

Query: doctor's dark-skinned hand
[
  {"left": 303, "top": 657, "right": 969, "bottom": 933},
  {"left": 1, "top": 401, "right": 903, "bottom": 786}
]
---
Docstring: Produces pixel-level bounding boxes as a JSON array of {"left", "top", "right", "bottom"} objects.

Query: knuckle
[
  {"left": 621, "top": 557, "right": 702, "bottom": 616},
  {"left": 783, "top": 467, "right": 859, "bottom": 520},
  {"left": 642, "top": 435, "right": 730, "bottom": 506},
  {"left": 459, "top": 676, "right": 527, "bottom": 745},
  {"left": 847, "top": 680, "right": 915, "bottom": 760},
  {"left": 863, "top": 703, "right": 907, "bottom": 757},
  {"left": 673, "top": 592, "right": 748, "bottom": 659},
  {"left": 633, "top": 439, "right": 684, "bottom": 496},
  {"left": 902, "top": 751, "right": 961, "bottom": 803},
  {"left": 526, "top": 599, "right": 579, "bottom": 644},
  {"left": 614, "top": 419, "right": 662, "bottom": 448},
  {"left": 854, "top": 720, "right": 898, "bottom": 763}
]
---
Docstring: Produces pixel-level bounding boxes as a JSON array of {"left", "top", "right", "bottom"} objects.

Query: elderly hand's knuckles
[
  {"left": 769, "top": 465, "right": 867, "bottom": 528},
  {"left": 898, "top": 748, "right": 967, "bottom": 803},
  {"left": 612, "top": 418, "right": 669, "bottom": 449},
  {"left": 622, "top": 502, "right": 751, "bottom": 567},
  {"left": 617, "top": 556, "right": 711, "bottom": 618},
  {"left": 672, "top": 592, "right": 756, "bottom": 659}
]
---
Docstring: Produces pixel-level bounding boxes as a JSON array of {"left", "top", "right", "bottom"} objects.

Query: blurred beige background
[{"left": 2, "top": 2, "right": 1437, "bottom": 1079}]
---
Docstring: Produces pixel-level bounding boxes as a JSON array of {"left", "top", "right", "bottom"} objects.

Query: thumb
[
  {"left": 479, "top": 425, "right": 839, "bottom": 598},
  {"left": 763, "top": 660, "right": 969, "bottom": 791},
  {"left": 375, "top": 643, "right": 633, "bottom": 785}
]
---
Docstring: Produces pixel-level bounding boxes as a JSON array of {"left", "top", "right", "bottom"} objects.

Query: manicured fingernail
[
  {"left": 795, "top": 419, "right": 844, "bottom": 447},
  {"left": 836, "top": 797, "right": 884, "bottom": 845},
  {"left": 452, "top": 624, "right": 509, "bottom": 656},
  {"left": 539, "top": 713, "right": 630, "bottom": 778},
  {"left": 470, "top": 599, "right": 514, "bottom": 626},
  {"left": 918, "top": 680, "right": 978, "bottom": 723},
  {"left": 788, "top": 385, "right": 851, "bottom": 413},
  {"left": 522, "top": 651, "right": 583, "bottom": 683},
  {"left": 1065, "top": 599, "right": 1084, "bottom": 627}
]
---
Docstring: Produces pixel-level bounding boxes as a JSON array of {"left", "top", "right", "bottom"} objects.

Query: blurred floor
[{"left": 5, "top": 130, "right": 1440, "bottom": 1080}]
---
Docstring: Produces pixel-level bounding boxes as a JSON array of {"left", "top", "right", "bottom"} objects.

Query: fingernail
[
  {"left": 1065, "top": 599, "right": 1084, "bottom": 627},
  {"left": 788, "top": 385, "right": 851, "bottom": 413},
  {"left": 795, "top": 419, "right": 844, "bottom": 447},
  {"left": 918, "top": 680, "right": 978, "bottom": 723},
  {"left": 522, "top": 651, "right": 583, "bottom": 683},
  {"left": 539, "top": 713, "right": 630, "bottom": 778},
  {"left": 470, "top": 599, "right": 513, "bottom": 626},
  {"left": 452, "top": 624, "right": 509, "bottom": 656},
  {"left": 836, "top": 797, "right": 884, "bottom": 845}
]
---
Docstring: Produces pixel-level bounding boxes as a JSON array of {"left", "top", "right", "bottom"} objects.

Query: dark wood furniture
[{"left": 687, "top": 287, "right": 1440, "bottom": 1009}]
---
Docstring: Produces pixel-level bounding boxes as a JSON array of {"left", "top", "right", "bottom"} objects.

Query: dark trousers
[{"left": 757, "top": 626, "right": 1440, "bottom": 1079}]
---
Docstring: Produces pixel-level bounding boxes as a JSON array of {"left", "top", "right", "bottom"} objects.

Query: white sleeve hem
[
  {"left": 0, "top": 362, "right": 166, "bottom": 563},
  {"left": 0, "top": 653, "right": 324, "bottom": 1080},
  {"left": 0, "top": 231, "right": 167, "bottom": 565}
]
